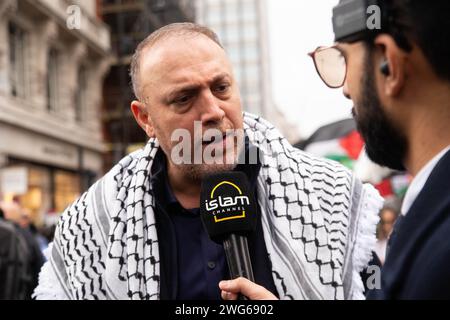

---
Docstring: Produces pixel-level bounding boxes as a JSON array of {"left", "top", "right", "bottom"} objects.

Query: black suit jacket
[{"left": 368, "top": 149, "right": 450, "bottom": 299}]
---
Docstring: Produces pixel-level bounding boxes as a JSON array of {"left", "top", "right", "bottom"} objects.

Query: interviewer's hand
[{"left": 219, "top": 277, "right": 278, "bottom": 300}]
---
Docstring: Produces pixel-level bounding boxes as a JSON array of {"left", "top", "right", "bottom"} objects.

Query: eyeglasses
[{"left": 308, "top": 46, "right": 347, "bottom": 88}]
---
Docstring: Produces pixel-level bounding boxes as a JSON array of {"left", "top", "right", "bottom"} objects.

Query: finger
[
  {"left": 219, "top": 278, "right": 277, "bottom": 300},
  {"left": 221, "top": 290, "right": 238, "bottom": 300}
]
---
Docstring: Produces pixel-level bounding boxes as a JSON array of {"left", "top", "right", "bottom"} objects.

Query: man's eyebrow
[
  {"left": 210, "top": 73, "right": 231, "bottom": 83},
  {"left": 165, "top": 85, "right": 200, "bottom": 102},
  {"left": 165, "top": 73, "right": 231, "bottom": 99}
]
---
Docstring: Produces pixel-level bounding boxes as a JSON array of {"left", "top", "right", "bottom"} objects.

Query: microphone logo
[
  {"left": 205, "top": 181, "right": 250, "bottom": 223},
  {"left": 200, "top": 172, "right": 256, "bottom": 242}
]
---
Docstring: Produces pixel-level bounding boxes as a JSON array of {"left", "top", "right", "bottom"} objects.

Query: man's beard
[
  {"left": 163, "top": 130, "right": 245, "bottom": 181},
  {"left": 352, "top": 51, "right": 407, "bottom": 171},
  {"left": 179, "top": 141, "right": 243, "bottom": 181},
  {"left": 184, "top": 162, "right": 237, "bottom": 181}
]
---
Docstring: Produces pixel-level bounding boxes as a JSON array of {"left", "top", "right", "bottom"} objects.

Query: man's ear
[
  {"left": 374, "top": 34, "right": 408, "bottom": 97},
  {"left": 130, "top": 100, "right": 155, "bottom": 138}
]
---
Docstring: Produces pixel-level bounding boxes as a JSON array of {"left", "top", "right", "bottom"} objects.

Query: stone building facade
[{"left": 0, "top": 0, "right": 111, "bottom": 224}]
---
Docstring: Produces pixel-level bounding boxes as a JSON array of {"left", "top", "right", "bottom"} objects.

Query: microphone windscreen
[{"left": 200, "top": 171, "right": 257, "bottom": 243}]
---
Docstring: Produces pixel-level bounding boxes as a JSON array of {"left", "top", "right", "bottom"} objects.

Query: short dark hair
[
  {"left": 367, "top": 0, "right": 450, "bottom": 82},
  {"left": 130, "top": 23, "right": 223, "bottom": 100}
]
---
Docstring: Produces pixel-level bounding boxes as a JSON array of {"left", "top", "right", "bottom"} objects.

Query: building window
[
  {"left": 2, "top": 162, "right": 81, "bottom": 224},
  {"left": 241, "top": 1, "right": 257, "bottom": 21},
  {"left": 243, "top": 23, "right": 258, "bottom": 41},
  {"left": 224, "top": 22, "right": 241, "bottom": 42},
  {"left": 225, "top": 0, "right": 239, "bottom": 24},
  {"left": 47, "top": 48, "right": 60, "bottom": 112},
  {"left": 75, "top": 65, "right": 88, "bottom": 122},
  {"left": 8, "top": 23, "right": 27, "bottom": 98},
  {"left": 54, "top": 170, "right": 80, "bottom": 213}
]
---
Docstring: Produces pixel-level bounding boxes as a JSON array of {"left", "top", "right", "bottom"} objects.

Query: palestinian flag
[{"left": 296, "top": 119, "right": 364, "bottom": 170}]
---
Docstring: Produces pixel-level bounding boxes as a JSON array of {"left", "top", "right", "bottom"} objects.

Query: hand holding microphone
[
  {"left": 219, "top": 277, "right": 278, "bottom": 300},
  {"left": 200, "top": 171, "right": 257, "bottom": 300}
]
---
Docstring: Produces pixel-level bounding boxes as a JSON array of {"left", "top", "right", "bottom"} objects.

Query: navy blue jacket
[{"left": 368, "top": 149, "right": 450, "bottom": 299}]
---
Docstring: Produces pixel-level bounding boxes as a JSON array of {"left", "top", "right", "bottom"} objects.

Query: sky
[{"left": 267, "top": 0, "right": 352, "bottom": 139}]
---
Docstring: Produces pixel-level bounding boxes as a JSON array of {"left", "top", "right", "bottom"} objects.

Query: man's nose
[{"left": 199, "top": 90, "right": 225, "bottom": 125}]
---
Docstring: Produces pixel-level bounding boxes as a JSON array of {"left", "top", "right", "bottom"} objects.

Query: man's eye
[
  {"left": 174, "top": 95, "right": 192, "bottom": 105},
  {"left": 214, "top": 84, "right": 230, "bottom": 93}
]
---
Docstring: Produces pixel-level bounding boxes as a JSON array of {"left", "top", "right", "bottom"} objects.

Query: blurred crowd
[{"left": 0, "top": 200, "right": 55, "bottom": 300}]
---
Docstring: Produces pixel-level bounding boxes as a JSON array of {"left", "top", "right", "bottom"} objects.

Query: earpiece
[{"left": 380, "top": 60, "right": 390, "bottom": 76}]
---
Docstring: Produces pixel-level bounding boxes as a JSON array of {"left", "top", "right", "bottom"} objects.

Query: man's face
[
  {"left": 338, "top": 42, "right": 407, "bottom": 171},
  {"left": 134, "top": 34, "right": 244, "bottom": 179}
]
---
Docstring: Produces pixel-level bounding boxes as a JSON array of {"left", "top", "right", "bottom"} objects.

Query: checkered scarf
[{"left": 34, "top": 113, "right": 382, "bottom": 300}]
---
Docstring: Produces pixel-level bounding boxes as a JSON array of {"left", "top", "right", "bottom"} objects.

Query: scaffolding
[{"left": 100, "top": 0, "right": 195, "bottom": 171}]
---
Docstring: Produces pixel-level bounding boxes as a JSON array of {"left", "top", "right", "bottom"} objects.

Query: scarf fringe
[
  {"left": 350, "top": 183, "right": 383, "bottom": 300},
  {"left": 33, "top": 244, "right": 68, "bottom": 300}
]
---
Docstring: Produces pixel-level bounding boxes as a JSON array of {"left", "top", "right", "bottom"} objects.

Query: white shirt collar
[{"left": 401, "top": 146, "right": 450, "bottom": 216}]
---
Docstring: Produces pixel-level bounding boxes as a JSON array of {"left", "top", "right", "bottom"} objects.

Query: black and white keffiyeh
[{"left": 34, "top": 113, "right": 383, "bottom": 300}]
